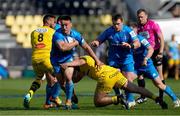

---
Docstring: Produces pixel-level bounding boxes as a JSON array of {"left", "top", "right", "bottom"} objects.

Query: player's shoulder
[
  {"left": 148, "top": 19, "right": 155, "bottom": 23},
  {"left": 70, "top": 29, "right": 81, "bottom": 37},
  {"left": 147, "top": 19, "right": 158, "bottom": 26},
  {"left": 105, "top": 26, "right": 114, "bottom": 32},
  {"left": 123, "top": 25, "right": 132, "bottom": 31},
  {"left": 53, "top": 31, "right": 64, "bottom": 38}
]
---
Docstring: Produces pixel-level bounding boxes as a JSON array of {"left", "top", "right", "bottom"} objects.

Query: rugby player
[
  {"left": 60, "top": 55, "right": 168, "bottom": 109},
  {"left": 136, "top": 9, "right": 165, "bottom": 103},
  {"left": 91, "top": 14, "right": 140, "bottom": 108}
]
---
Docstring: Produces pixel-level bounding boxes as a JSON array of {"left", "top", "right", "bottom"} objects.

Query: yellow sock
[
  {"left": 111, "top": 96, "right": 118, "bottom": 104},
  {"left": 28, "top": 90, "right": 34, "bottom": 97}
]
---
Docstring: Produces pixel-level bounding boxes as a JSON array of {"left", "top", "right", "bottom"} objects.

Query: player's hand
[
  {"left": 156, "top": 53, "right": 163, "bottom": 60},
  {"left": 91, "top": 40, "right": 99, "bottom": 47},
  {"left": 60, "top": 64, "right": 68, "bottom": 70},
  {"left": 73, "top": 39, "right": 79, "bottom": 46},
  {"left": 121, "top": 42, "right": 131, "bottom": 49},
  {"left": 95, "top": 61, "right": 104, "bottom": 70},
  {"left": 142, "top": 58, "right": 148, "bottom": 66}
]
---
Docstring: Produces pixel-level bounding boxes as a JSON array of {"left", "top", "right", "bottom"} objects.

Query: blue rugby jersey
[
  {"left": 97, "top": 25, "right": 138, "bottom": 65},
  {"left": 51, "top": 29, "right": 85, "bottom": 64}
]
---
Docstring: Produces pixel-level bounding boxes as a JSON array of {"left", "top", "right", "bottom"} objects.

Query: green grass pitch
[{"left": 0, "top": 77, "right": 180, "bottom": 115}]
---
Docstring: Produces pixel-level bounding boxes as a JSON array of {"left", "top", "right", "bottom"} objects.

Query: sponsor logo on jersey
[
  {"left": 35, "top": 28, "right": 48, "bottom": 33},
  {"left": 35, "top": 43, "right": 46, "bottom": 48}
]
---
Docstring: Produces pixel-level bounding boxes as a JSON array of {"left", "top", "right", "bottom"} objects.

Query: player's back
[
  {"left": 80, "top": 55, "right": 119, "bottom": 80},
  {"left": 31, "top": 26, "right": 55, "bottom": 61}
]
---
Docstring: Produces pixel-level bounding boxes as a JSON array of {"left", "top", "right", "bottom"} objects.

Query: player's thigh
[
  {"left": 121, "top": 63, "right": 137, "bottom": 81},
  {"left": 43, "top": 59, "right": 54, "bottom": 73},
  {"left": 96, "top": 72, "right": 126, "bottom": 93},
  {"left": 32, "top": 62, "right": 44, "bottom": 79},
  {"left": 145, "top": 64, "right": 159, "bottom": 80},
  {"left": 64, "top": 67, "right": 74, "bottom": 81},
  {"left": 115, "top": 73, "right": 128, "bottom": 88},
  {"left": 94, "top": 85, "right": 108, "bottom": 103}
]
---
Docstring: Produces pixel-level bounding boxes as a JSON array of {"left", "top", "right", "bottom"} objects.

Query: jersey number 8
[{"left": 38, "top": 33, "right": 44, "bottom": 42}]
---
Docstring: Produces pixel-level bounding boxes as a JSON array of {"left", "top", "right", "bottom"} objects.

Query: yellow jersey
[
  {"left": 31, "top": 26, "right": 55, "bottom": 61},
  {"left": 80, "top": 55, "right": 120, "bottom": 81},
  {"left": 80, "top": 55, "right": 127, "bottom": 93}
]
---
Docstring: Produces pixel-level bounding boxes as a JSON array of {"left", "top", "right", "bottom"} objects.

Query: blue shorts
[
  {"left": 135, "top": 63, "right": 159, "bottom": 80},
  {"left": 53, "top": 57, "right": 73, "bottom": 74},
  {"left": 109, "top": 61, "right": 135, "bottom": 72}
]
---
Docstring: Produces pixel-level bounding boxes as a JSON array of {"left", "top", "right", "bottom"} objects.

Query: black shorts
[{"left": 151, "top": 49, "right": 163, "bottom": 66}]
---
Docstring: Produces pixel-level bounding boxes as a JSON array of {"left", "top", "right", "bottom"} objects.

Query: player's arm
[
  {"left": 142, "top": 45, "right": 154, "bottom": 66},
  {"left": 54, "top": 32, "right": 79, "bottom": 51},
  {"left": 56, "top": 40, "right": 79, "bottom": 52},
  {"left": 154, "top": 23, "right": 164, "bottom": 56},
  {"left": 156, "top": 32, "right": 164, "bottom": 59},
  {"left": 91, "top": 40, "right": 101, "bottom": 47},
  {"left": 129, "top": 26, "right": 141, "bottom": 49},
  {"left": 60, "top": 58, "right": 86, "bottom": 69},
  {"left": 91, "top": 30, "right": 107, "bottom": 47},
  {"left": 122, "top": 28, "right": 140, "bottom": 49},
  {"left": 121, "top": 39, "right": 140, "bottom": 49},
  {"left": 81, "top": 42, "right": 103, "bottom": 66},
  {"left": 141, "top": 38, "right": 154, "bottom": 66}
]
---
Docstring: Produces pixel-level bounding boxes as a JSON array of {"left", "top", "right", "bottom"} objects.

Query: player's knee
[
  {"left": 94, "top": 98, "right": 103, "bottom": 107},
  {"left": 157, "top": 83, "right": 166, "bottom": 90}
]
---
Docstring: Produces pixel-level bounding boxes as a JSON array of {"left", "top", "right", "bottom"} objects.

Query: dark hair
[
  {"left": 128, "top": 22, "right": 137, "bottom": 28},
  {"left": 60, "top": 15, "right": 71, "bottom": 21},
  {"left": 112, "top": 14, "right": 123, "bottom": 21},
  {"left": 57, "top": 16, "right": 62, "bottom": 22},
  {"left": 43, "top": 14, "right": 55, "bottom": 24},
  {"left": 137, "top": 9, "right": 148, "bottom": 15}
]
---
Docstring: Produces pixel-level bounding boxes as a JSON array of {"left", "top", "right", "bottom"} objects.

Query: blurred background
[{"left": 0, "top": 0, "right": 179, "bottom": 79}]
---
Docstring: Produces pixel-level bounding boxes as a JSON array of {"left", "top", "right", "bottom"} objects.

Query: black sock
[
  {"left": 159, "top": 80, "right": 165, "bottom": 99},
  {"left": 137, "top": 79, "right": 145, "bottom": 98},
  {"left": 30, "top": 81, "right": 40, "bottom": 92},
  {"left": 113, "top": 87, "right": 121, "bottom": 95}
]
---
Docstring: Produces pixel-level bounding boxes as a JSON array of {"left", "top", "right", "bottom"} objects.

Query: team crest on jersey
[
  {"left": 109, "top": 35, "right": 113, "bottom": 40},
  {"left": 65, "top": 36, "right": 74, "bottom": 43},
  {"left": 35, "top": 28, "right": 48, "bottom": 33}
]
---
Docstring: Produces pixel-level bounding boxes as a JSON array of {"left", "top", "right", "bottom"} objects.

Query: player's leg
[
  {"left": 121, "top": 81, "right": 168, "bottom": 109},
  {"left": 93, "top": 72, "right": 129, "bottom": 109},
  {"left": 113, "top": 68, "right": 123, "bottom": 96},
  {"left": 152, "top": 76, "right": 180, "bottom": 108},
  {"left": 136, "top": 75, "right": 147, "bottom": 104},
  {"left": 152, "top": 50, "right": 165, "bottom": 100},
  {"left": 146, "top": 63, "right": 179, "bottom": 108},
  {"left": 121, "top": 63, "right": 137, "bottom": 108},
  {"left": 45, "top": 73, "right": 62, "bottom": 108},
  {"left": 94, "top": 85, "right": 127, "bottom": 108},
  {"left": 63, "top": 67, "right": 74, "bottom": 109},
  {"left": 156, "top": 64, "right": 165, "bottom": 99},
  {"left": 23, "top": 62, "right": 43, "bottom": 109},
  {"left": 49, "top": 82, "right": 62, "bottom": 107},
  {"left": 44, "top": 83, "right": 54, "bottom": 109},
  {"left": 175, "top": 60, "right": 179, "bottom": 80}
]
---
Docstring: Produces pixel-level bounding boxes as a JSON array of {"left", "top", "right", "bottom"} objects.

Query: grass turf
[{"left": 0, "top": 77, "right": 180, "bottom": 115}]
